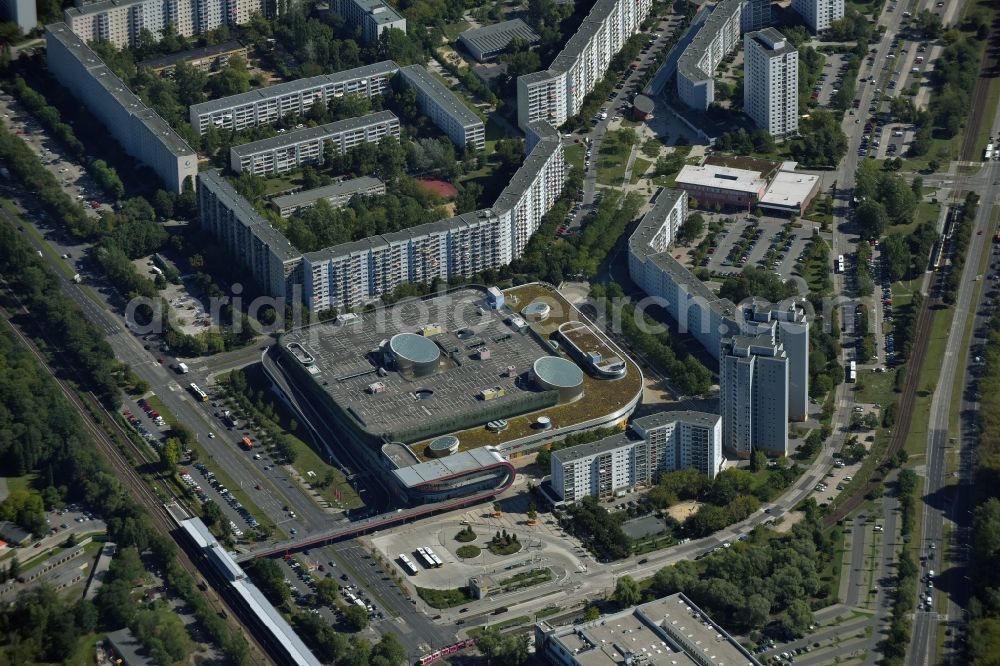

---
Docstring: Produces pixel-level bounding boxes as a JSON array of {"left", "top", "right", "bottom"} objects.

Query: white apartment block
[
  {"left": 229, "top": 111, "right": 400, "bottom": 176},
  {"left": 46, "top": 23, "right": 197, "bottom": 193},
  {"left": 741, "top": 0, "right": 770, "bottom": 32},
  {"left": 628, "top": 187, "right": 740, "bottom": 359},
  {"left": 398, "top": 65, "right": 485, "bottom": 149},
  {"left": 739, "top": 298, "right": 809, "bottom": 421},
  {"left": 198, "top": 120, "right": 563, "bottom": 311},
  {"left": 331, "top": 0, "right": 405, "bottom": 44},
  {"left": 0, "top": 0, "right": 37, "bottom": 34},
  {"left": 744, "top": 28, "right": 799, "bottom": 136},
  {"left": 550, "top": 411, "right": 721, "bottom": 503},
  {"left": 190, "top": 61, "right": 399, "bottom": 134},
  {"left": 64, "top": 0, "right": 272, "bottom": 48},
  {"left": 198, "top": 170, "right": 303, "bottom": 298},
  {"left": 302, "top": 121, "right": 563, "bottom": 311},
  {"left": 720, "top": 334, "right": 789, "bottom": 458},
  {"left": 676, "top": 0, "right": 742, "bottom": 110},
  {"left": 516, "top": 0, "right": 653, "bottom": 129},
  {"left": 791, "top": 0, "right": 844, "bottom": 33}
]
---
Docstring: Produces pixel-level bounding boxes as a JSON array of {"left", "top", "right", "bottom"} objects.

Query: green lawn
[
  {"left": 565, "top": 143, "right": 585, "bottom": 171},
  {"left": 855, "top": 368, "right": 897, "bottom": 406},
  {"left": 442, "top": 20, "right": 470, "bottom": 41},
  {"left": 417, "top": 586, "right": 474, "bottom": 609},
  {"left": 630, "top": 158, "right": 652, "bottom": 184},
  {"left": 2, "top": 474, "right": 36, "bottom": 495},
  {"left": 904, "top": 309, "right": 952, "bottom": 457},
  {"left": 803, "top": 195, "right": 833, "bottom": 227},
  {"left": 972, "top": 77, "right": 1000, "bottom": 159}
]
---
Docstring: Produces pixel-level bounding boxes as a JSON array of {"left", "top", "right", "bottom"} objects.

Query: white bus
[
  {"left": 835, "top": 254, "right": 845, "bottom": 273},
  {"left": 416, "top": 547, "right": 435, "bottom": 569},
  {"left": 425, "top": 547, "right": 443, "bottom": 567},
  {"left": 399, "top": 553, "right": 419, "bottom": 576},
  {"left": 846, "top": 360, "right": 857, "bottom": 383}
]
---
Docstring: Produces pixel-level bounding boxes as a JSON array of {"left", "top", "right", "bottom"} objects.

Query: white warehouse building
[{"left": 45, "top": 23, "right": 197, "bottom": 193}]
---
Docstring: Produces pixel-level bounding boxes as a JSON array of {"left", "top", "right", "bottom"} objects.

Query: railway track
[
  {"left": 0, "top": 285, "right": 273, "bottom": 666},
  {"left": 825, "top": 267, "right": 939, "bottom": 527},
  {"left": 959, "top": 20, "right": 999, "bottom": 163}
]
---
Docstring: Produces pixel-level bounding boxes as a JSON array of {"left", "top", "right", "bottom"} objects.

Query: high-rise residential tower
[{"left": 744, "top": 28, "right": 799, "bottom": 136}]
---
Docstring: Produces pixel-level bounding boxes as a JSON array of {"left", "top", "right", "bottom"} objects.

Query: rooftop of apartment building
[
  {"left": 745, "top": 26, "right": 797, "bottom": 57},
  {"left": 200, "top": 170, "right": 302, "bottom": 261},
  {"left": 300, "top": 209, "right": 498, "bottom": 263},
  {"left": 491, "top": 124, "right": 561, "bottom": 213},
  {"left": 47, "top": 24, "right": 196, "bottom": 158},
  {"left": 189, "top": 61, "right": 400, "bottom": 115},
  {"left": 229, "top": 110, "right": 398, "bottom": 157},
  {"left": 632, "top": 410, "right": 720, "bottom": 431},
  {"left": 64, "top": 0, "right": 143, "bottom": 19},
  {"left": 459, "top": 18, "right": 540, "bottom": 53},
  {"left": 549, "top": 0, "right": 625, "bottom": 74},
  {"left": 398, "top": 65, "right": 482, "bottom": 129},
  {"left": 138, "top": 40, "right": 246, "bottom": 70},
  {"left": 676, "top": 0, "right": 742, "bottom": 83},
  {"left": 348, "top": 0, "right": 405, "bottom": 26},
  {"left": 278, "top": 286, "right": 565, "bottom": 444},
  {"left": 536, "top": 593, "right": 761, "bottom": 666},
  {"left": 271, "top": 176, "right": 384, "bottom": 210},
  {"left": 725, "top": 333, "right": 784, "bottom": 358},
  {"left": 551, "top": 430, "right": 637, "bottom": 465}
]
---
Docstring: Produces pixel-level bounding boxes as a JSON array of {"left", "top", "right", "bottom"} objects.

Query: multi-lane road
[{"left": 908, "top": 160, "right": 1000, "bottom": 663}]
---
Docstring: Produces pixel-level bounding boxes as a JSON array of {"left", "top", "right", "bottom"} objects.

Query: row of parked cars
[{"left": 192, "top": 462, "right": 261, "bottom": 532}]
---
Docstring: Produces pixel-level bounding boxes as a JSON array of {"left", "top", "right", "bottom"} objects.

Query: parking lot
[
  {"left": 812, "top": 53, "right": 849, "bottom": 107},
  {"left": 0, "top": 93, "right": 111, "bottom": 218},
  {"left": 687, "top": 215, "right": 816, "bottom": 282}
]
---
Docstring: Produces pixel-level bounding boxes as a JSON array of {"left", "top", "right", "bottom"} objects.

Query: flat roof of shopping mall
[{"left": 279, "top": 287, "right": 559, "bottom": 442}]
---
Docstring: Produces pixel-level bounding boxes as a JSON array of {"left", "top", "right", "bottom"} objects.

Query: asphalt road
[{"left": 909, "top": 156, "right": 1000, "bottom": 664}]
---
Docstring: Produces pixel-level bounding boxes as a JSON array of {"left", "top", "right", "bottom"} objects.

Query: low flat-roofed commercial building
[
  {"left": 230, "top": 111, "right": 400, "bottom": 176},
  {"left": 535, "top": 593, "right": 762, "bottom": 666},
  {"left": 674, "top": 163, "right": 768, "bottom": 210},
  {"left": 189, "top": 61, "right": 399, "bottom": 134},
  {"left": 676, "top": 0, "right": 742, "bottom": 110},
  {"left": 332, "top": 0, "right": 406, "bottom": 44},
  {"left": 758, "top": 168, "right": 820, "bottom": 215},
  {"left": 398, "top": 65, "right": 485, "bottom": 149},
  {"left": 459, "top": 19, "right": 540, "bottom": 62},
  {"left": 45, "top": 23, "right": 197, "bottom": 193},
  {"left": 138, "top": 40, "right": 248, "bottom": 77},
  {"left": 270, "top": 176, "right": 386, "bottom": 217}
]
